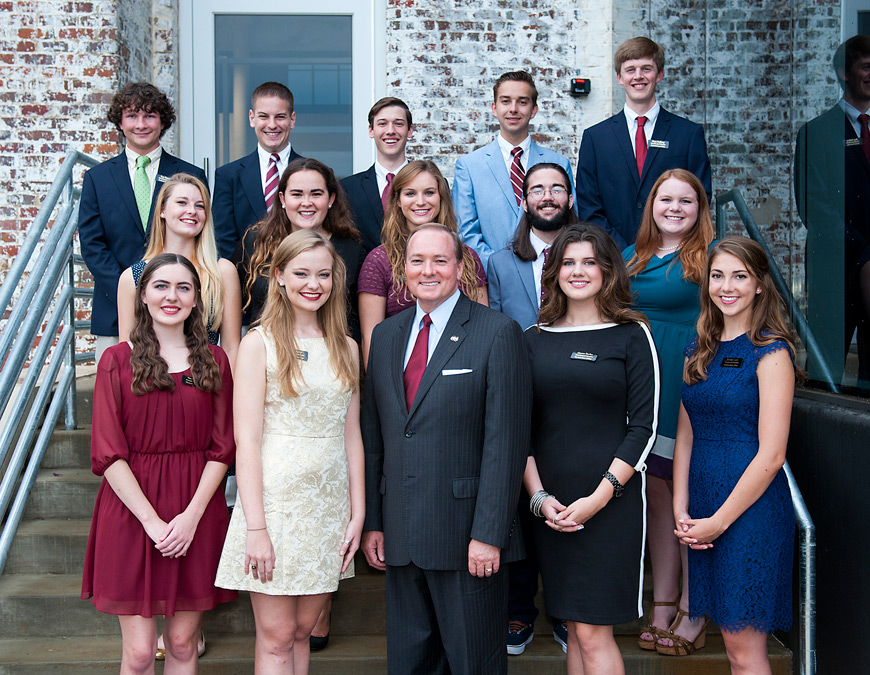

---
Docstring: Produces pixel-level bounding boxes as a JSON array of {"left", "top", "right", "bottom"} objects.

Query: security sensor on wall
[{"left": 570, "top": 78, "right": 591, "bottom": 96}]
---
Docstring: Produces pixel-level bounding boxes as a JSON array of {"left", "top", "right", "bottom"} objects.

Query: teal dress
[{"left": 624, "top": 246, "right": 701, "bottom": 478}]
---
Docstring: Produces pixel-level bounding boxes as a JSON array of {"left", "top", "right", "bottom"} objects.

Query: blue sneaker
[
  {"left": 553, "top": 621, "right": 568, "bottom": 653},
  {"left": 507, "top": 620, "right": 534, "bottom": 655}
]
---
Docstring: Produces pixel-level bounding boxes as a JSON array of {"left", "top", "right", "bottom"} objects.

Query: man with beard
[{"left": 486, "top": 162, "right": 577, "bottom": 655}]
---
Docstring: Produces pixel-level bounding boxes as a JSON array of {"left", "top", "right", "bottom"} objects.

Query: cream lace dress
[{"left": 216, "top": 328, "right": 353, "bottom": 594}]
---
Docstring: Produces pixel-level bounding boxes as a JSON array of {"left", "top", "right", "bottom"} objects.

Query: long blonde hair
[
  {"left": 146, "top": 173, "right": 224, "bottom": 330},
  {"left": 257, "top": 230, "right": 357, "bottom": 397},
  {"left": 381, "top": 160, "right": 481, "bottom": 302},
  {"left": 626, "top": 169, "right": 714, "bottom": 285}
]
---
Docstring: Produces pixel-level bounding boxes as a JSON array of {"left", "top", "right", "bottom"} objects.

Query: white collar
[
  {"left": 623, "top": 101, "right": 661, "bottom": 124},
  {"left": 125, "top": 144, "right": 162, "bottom": 167},
  {"left": 375, "top": 158, "right": 408, "bottom": 181},
  {"left": 497, "top": 133, "right": 531, "bottom": 157},
  {"left": 529, "top": 229, "right": 550, "bottom": 258},
  {"left": 257, "top": 143, "right": 293, "bottom": 164},
  {"left": 414, "top": 288, "right": 461, "bottom": 333}
]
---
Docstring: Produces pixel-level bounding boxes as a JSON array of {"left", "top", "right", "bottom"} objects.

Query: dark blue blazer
[
  {"left": 78, "top": 151, "right": 207, "bottom": 336},
  {"left": 212, "top": 147, "right": 303, "bottom": 258},
  {"left": 576, "top": 108, "right": 711, "bottom": 249},
  {"left": 341, "top": 164, "right": 383, "bottom": 252}
]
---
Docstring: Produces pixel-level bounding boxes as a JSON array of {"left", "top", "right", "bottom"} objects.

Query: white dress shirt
[
  {"left": 529, "top": 230, "right": 550, "bottom": 307},
  {"left": 497, "top": 133, "right": 531, "bottom": 174},
  {"left": 623, "top": 101, "right": 661, "bottom": 157},
  {"left": 125, "top": 145, "right": 162, "bottom": 194},
  {"left": 840, "top": 98, "right": 870, "bottom": 138},
  {"left": 375, "top": 159, "right": 410, "bottom": 197},
  {"left": 404, "top": 289, "right": 462, "bottom": 369},
  {"left": 257, "top": 143, "right": 295, "bottom": 191}
]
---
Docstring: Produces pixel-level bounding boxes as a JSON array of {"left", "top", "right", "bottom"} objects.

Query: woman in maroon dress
[{"left": 81, "top": 253, "right": 236, "bottom": 673}]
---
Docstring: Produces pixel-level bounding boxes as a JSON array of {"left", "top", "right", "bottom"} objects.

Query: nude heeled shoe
[
  {"left": 637, "top": 599, "right": 679, "bottom": 651},
  {"left": 655, "top": 609, "right": 709, "bottom": 656}
]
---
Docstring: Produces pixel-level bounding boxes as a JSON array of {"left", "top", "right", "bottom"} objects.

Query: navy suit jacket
[
  {"left": 487, "top": 247, "right": 540, "bottom": 331},
  {"left": 576, "top": 108, "right": 711, "bottom": 249},
  {"left": 362, "top": 294, "right": 531, "bottom": 570},
  {"left": 341, "top": 164, "right": 383, "bottom": 253},
  {"left": 212, "top": 147, "right": 303, "bottom": 258},
  {"left": 78, "top": 151, "right": 207, "bottom": 336}
]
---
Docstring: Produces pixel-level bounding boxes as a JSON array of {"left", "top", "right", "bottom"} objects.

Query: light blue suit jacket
[
  {"left": 486, "top": 246, "right": 540, "bottom": 332},
  {"left": 453, "top": 138, "right": 575, "bottom": 266}
]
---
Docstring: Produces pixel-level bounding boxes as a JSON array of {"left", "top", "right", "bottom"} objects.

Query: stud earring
[{"left": 756, "top": 288, "right": 762, "bottom": 294}]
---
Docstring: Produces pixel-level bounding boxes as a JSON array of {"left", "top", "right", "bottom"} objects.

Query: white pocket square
[{"left": 442, "top": 368, "right": 473, "bottom": 376}]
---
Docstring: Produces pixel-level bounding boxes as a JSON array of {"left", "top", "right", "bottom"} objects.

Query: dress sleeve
[
  {"left": 468, "top": 247, "right": 488, "bottom": 287},
  {"left": 755, "top": 339, "right": 793, "bottom": 364},
  {"left": 684, "top": 336, "right": 698, "bottom": 358},
  {"left": 206, "top": 346, "right": 236, "bottom": 464},
  {"left": 613, "top": 322, "right": 660, "bottom": 471},
  {"left": 358, "top": 246, "right": 390, "bottom": 298},
  {"left": 90, "top": 348, "right": 131, "bottom": 476}
]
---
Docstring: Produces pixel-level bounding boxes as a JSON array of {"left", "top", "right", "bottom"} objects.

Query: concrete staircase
[{"left": 0, "top": 374, "right": 793, "bottom": 674}]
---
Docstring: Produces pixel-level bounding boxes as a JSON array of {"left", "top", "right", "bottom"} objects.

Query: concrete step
[
  {"left": 0, "top": 633, "right": 792, "bottom": 674},
  {"left": 41, "top": 427, "right": 91, "bottom": 470},
  {"left": 3, "top": 519, "right": 89, "bottom": 575},
  {"left": 22, "top": 469, "right": 99, "bottom": 520}
]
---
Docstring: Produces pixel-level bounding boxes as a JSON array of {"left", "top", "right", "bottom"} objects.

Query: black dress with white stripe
[{"left": 523, "top": 321, "right": 659, "bottom": 625}]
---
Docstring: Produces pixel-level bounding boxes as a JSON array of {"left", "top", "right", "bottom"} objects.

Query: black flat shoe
[{"left": 309, "top": 633, "right": 329, "bottom": 652}]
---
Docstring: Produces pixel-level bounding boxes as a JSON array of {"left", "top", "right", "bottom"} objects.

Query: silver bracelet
[{"left": 529, "top": 490, "right": 551, "bottom": 518}]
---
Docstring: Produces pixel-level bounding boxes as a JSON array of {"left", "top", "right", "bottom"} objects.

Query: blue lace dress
[{"left": 681, "top": 334, "right": 794, "bottom": 632}]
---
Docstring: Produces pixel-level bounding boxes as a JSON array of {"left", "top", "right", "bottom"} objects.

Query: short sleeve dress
[
  {"left": 524, "top": 321, "right": 659, "bottom": 625},
  {"left": 81, "top": 343, "right": 237, "bottom": 616},
  {"left": 215, "top": 328, "right": 354, "bottom": 595},
  {"left": 358, "top": 244, "right": 487, "bottom": 317},
  {"left": 681, "top": 334, "right": 795, "bottom": 632},
  {"left": 624, "top": 246, "right": 702, "bottom": 477}
]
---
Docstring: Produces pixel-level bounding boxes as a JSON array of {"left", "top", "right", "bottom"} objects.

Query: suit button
[
  {"left": 405, "top": 431, "right": 413, "bottom": 438},
  {"left": 636, "top": 202, "right": 643, "bottom": 209}
]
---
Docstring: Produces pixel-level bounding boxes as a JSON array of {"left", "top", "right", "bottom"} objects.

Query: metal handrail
[
  {"left": 0, "top": 148, "right": 97, "bottom": 574},
  {"left": 716, "top": 189, "right": 817, "bottom": 675}
]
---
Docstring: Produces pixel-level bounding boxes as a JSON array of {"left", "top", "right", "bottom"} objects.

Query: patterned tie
[
  {"left": 403, "top": 314, "right": 432, "bottom": 411},
  {"left": 635, "top": 116, "right": 648, "bottom": 178},
  {"left": 510, "top": 147, "right": 524, "bottom": 206},
  {"left": 860, "top": 114, "right": 870, "bottom": 162},
  {"left": 133, "top": 155, "right": 151, "bottom": 230},
  {"left": 540, "top": 246, "right": 550, "bottom": 306},
  {"left": 264, "top": 153, "right": 280, "bottom": 211},
  {"left": 381, "top": 172, "right": 394, "bottom": 211}
]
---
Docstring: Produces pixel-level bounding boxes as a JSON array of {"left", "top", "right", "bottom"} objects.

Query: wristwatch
[{"left": 603, "top": 471, "right": 624, "bottom": 498}]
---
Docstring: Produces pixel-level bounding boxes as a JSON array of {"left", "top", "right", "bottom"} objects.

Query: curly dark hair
[
  {"left": 130, "top": 253, "right": 221, "bottom": 395},
  {"left": 107, "top": 82, "right": 176, "bottom": 137}
]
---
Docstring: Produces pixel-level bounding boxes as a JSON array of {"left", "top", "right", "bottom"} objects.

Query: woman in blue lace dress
[{"left": 673, "top": 238, "right": 799, "bottom": 672}]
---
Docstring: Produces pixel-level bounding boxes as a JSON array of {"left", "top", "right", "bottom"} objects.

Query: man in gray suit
[{"left": 361, "top": 224, "right": 532, "bottom": 674}]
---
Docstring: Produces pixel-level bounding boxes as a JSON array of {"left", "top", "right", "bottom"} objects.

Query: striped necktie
[
  {"left": 264, "top": 153, "right": 280, "bottom": 211},
  {"left": 510, "top": 147, "right": 524, "bottom": 207}
]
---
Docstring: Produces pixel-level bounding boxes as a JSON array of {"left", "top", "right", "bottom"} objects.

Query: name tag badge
[
  {"left": 846, "top": 138, "right": 862, "bottom": 147},
  {"left": 156, "top": 174, "right": 170, "bottom": 183},
  {"left": 181, "top": 375, "right": 196, "bottom": 386},
  {"left": 721, "top": 357, "right": 744, "bottom": 368},
  {"left": 570, "top": 351, "right": 598, "bottom": 362},
  {"left": 649, "top": 139, "right": 669, "bottom": 149},
  {"left": 295, "top": 349, "right": 308, "bottom": 361}
]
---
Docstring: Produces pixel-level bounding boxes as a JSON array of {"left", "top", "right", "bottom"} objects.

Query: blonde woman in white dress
[{"left": 216, "top": 230, "right": 364, "bottom": 675}]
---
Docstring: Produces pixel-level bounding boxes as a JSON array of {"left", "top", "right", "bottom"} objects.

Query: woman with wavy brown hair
[
  {"left": 357, "top": 160, "right": 488, "bottom": 364},
  {"left": 624, "top": 169, "right": 714, "bottom": 654},
  {"left": 82, "top": 253, "right": 236, "bottom": 674},
  {"left": 234, "top": 158, "right": 365, "bottom": 341},
  {"left": 523, "top": 224, "right": 658, "bottom": 675},
  {"left": 672, "top": 238, "right": 799, "bottom": 668}
]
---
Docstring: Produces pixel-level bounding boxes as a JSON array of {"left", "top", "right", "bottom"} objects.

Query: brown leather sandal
[
  {"left": 655, "top": 609, "right": 709, "bottom": 656},
  {"left": 637, "top": 599, "right": 679, "bottom": 650}
]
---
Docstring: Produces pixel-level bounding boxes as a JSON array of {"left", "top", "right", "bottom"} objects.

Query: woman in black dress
[{"left": 523, "top": 224, "right": 659, "bottom": 675}]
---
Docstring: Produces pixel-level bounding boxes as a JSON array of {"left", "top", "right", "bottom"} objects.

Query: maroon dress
[{"left": 81, "top": 343, "right": 237, "bottom": 616}]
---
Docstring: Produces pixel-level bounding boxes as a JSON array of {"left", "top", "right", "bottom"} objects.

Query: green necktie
[{"left": 133, "top": 155, "right": 152, "bottom": 230}]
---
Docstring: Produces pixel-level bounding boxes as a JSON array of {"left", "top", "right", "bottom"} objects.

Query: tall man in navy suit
[
  {"left": 795, "top": 35, "right": 870, "bottom": 387},
  {"left": 78, "top": 82, "right": 207, "bottom": 362},
  {"left": 361, "top": 224, "right": 531, "bottom": 674},
  {"left": 341, "top": 97, "right": 413, "bottom": 252},
  {"left": 212, "top": 82, "right": 303, "bottom": 258},
  {"left": 576, "top": 37, "right": 711, "bottom": 249},
  {"left": 486, "top": 162, "right": 577, "bottom": 655},
  {"left": 454, "top": 71, "right": 576, "bottom": 266}
]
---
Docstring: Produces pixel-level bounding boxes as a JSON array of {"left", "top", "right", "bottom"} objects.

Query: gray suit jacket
[
  {"left": 487, "top": 247, "right": 539, "bottom": 331},
  {"left": 362, "top": 293, "right": 531, "bottom": 570}
]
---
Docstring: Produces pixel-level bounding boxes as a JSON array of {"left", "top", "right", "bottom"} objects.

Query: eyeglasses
[{"left": 527, "top": 186, "right": 567, "bottom": 199}]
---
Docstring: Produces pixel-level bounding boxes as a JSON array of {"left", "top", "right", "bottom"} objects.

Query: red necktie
[
  {"left": 404, "top": 314, "right": 432, "bottom": 411},
  {"left": 381, "top": 172, "right": 394, "bottom": 211},
  {"left": 540, "top": 246, "right": 550, "bottom": 306},
  {"left": 860, "top": 114, "right": 870, "bottom": 162},
  {"left": 510, "top": 147, "right": 524, "bottom": 206},
  {"left": 264, "top": 153, "right": 280, "bottom": 211},
  {"left": 635, "top": 116, "right": 648, "bottom": 178}
]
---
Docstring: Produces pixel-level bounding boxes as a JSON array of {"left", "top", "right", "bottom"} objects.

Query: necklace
[{"left": 657, "top": 240, "right": 683, "bottom": 252}]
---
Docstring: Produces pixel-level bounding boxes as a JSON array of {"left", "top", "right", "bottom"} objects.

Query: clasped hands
[
  {"left": 144, "top": 510, "right": 200, "bottom": 559},
  {"left": 673, "top": 511, "right": 726, "bottom": 549},
  {"left": 541, "top": 495, "right": 587, "bottom": 533}
]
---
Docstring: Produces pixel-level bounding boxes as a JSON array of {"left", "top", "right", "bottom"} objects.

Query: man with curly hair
[{"left": 79, "top": 82, "right": 208, "bottom": 363}]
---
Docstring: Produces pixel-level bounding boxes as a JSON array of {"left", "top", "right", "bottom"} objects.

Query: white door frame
[{"left": 178, "top": 0, "right": 386, "bottom": 181}]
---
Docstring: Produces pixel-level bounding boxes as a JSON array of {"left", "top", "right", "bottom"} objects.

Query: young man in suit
[
  {"left": 486, "top": 162, "right": 576, "bottom": 655},
  {"left": 78, "top": 82, "right": 208, "bottom": 363},
  {"left": 576, "top": 37, "right": 712, "bottom": 249},
  {"left": 341, "top": 97, "right": 413, "bottom": 252},
  {"left": 361, "top": 224, "right": 532, "bottom": 674},
  {"left": 453, "top": 71, "right": 575, "bottom": 266},
  {"left": 795, "top": 35, "right": 870, "bottom": 387},
  {"left": 212, "top": 82, "right": 303, "bottom": 258}
]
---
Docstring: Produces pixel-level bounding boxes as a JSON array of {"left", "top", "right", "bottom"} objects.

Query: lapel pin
[{"left": 450, "top": 335, "right": 459, "bottom": 342}]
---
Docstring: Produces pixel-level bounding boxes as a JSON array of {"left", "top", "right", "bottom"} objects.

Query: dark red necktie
[
  {"left": 403, "top": 314, "right": 432, "bottom": 411},
  {"left": 264, "top": 153, "right": 280, "bottom": 211},
  {"left": 510, "top": 147, "right": 524, "bottom": 206},
  {"left": 381, "top": 172, "right": 394, "bottom": 211},
  {"left": 540, "top": 246, "right": 550, "bottom": 305},
  {"left": 860, "top": 114, "right": 870, "bottom": 162},
  {"left": 635, "top": 116, "right": 647, "bottom": 177}
]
